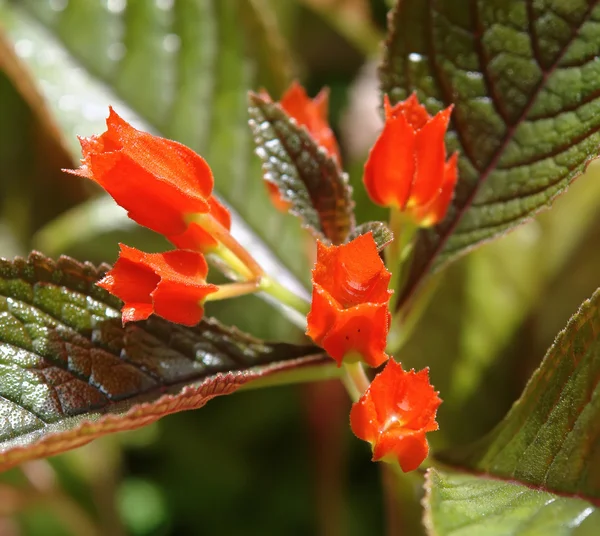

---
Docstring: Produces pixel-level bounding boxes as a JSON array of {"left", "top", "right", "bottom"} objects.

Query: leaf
[
  {"left": 424, "top": 468, "right": 600, "bottom": 535},
  {"left": 347, "top": 221, "right": 393, "bottom": 251},
  {"left": 381, "top": 0, "right": 600, "bottom": 307},
  {"left": 248, "top": 91, "right": 355, "bottom": 244},
  {"left": 0, "top": 0, "right": 310, "bottom": 286},
  {"left": 423, "top": 288, "right": 600, "bottom": 532},
  {"left": 0, "top": 252, "right": 325, "bottom": 471},
  {"left": 442, "top": 287, "right": 600, "bottom": 498}
]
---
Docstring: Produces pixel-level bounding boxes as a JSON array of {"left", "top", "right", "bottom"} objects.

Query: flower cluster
[
  {"left": 67, "top": 108, "right": 262, "bottom": 327},
  {"left": 70, "top": 83, "right": 455, "bottom": 474}
]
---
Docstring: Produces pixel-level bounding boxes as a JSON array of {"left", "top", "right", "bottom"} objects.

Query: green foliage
[
  {"left": 425, "top": 469, "right": 599, "bottom": 535},
  {"left": 0, "top": 252, "right": 322, "bottom": 469},
  {"left": 424, "top": 289, "right": 600, "bottom": 532},
  {"left": 442, "top": 288, "right": 600, "bottom": 498},
  {"left": 348, "top": 221, "right": 393, "bottom": 250},
  {"left": 248, "top": 92, "right": 355, "bottom": 244},
  {"left": 381, "top": 0, "right": 600, "bottom": 307}
]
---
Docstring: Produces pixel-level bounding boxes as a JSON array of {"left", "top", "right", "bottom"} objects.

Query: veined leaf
[
  {"left": 424, "top": 469, "right": 599, "bottom": 535},
  {"left": 443, "top": 287, "right": 600, "bottom": 498},
  {"left": 347, "top": 221, "right": 393, "bottom": 251},
  {"left": 0, "top": 252, "right": 325, "bottom": 471},
  {"left": 381, "top": 0, "right": 600, "bottom": 307},
  {"left": 424, "top": 288, "right": 600, "bottom": 533},
  {"left": 248, "top": 92, "right": 355, "bottom": 244}
]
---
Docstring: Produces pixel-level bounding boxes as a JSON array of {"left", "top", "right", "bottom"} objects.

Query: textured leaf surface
[
  {"left": 0, "top": 252, "right": 323, "bottom": 471},
  {"left": 0, "top": 0, "right": 309, "bottom": 285},
  {"left": 381, "top": 0, "right": 600, "bottom": 306},
  {"left": 248, "top": 92, "right": 355, "bottom": 244},
  {"left": 443, "top": 287, "right": 600, "bottom": 499},
  {"left": 347, "top": 221, "right": 393, "bottom": 251},
  {"left": 424, "top": 289, "right": 600, "bottom": 533},
  {"left": 425, "top": 469, "right": 599, "bottom": 536}
]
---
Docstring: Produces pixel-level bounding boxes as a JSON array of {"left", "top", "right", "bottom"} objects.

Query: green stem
[
  {"left": 342, "top": 360, "right": 371, "bottom": 402},
  {"left": 205, "top": 280, "right": 261, "bottom": 302},
  {"left": 387, "top": 209, "right": 418, "bottom": 312},
  {"left": 260, "top": 276, "right": 311, "bottom": 316}
]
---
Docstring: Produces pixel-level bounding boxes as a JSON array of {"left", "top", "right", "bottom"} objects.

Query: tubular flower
[
  {"left": 98, "top": 244, "right": 217, "bottom": 326},
  {"left": 363, "top": 94, "right": 458, "bottom": 227},
  {"left": 350, "top": 360, "right": 441, "bottom": 472},
  {"left": 306, "top": 232, "right": 392, "bottom": 368},
  {"left": 66, "top": 107, "right": 230, "bottom": 251},
  {"left": 262, "top": 81, "right": 341, "bottom": 211}
]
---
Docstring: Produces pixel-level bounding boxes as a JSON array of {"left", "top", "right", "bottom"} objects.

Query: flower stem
[
  {"left": 259, "top": 276, "right": 311, "bottom": 317},
  {"left": 342, "top": 360, "right": 371, "bottom": 402},
  {"left": 387, "top": 209, "right": 418, "bottom": 314},
  {"left": 190, "top": 213, "right": 265, "bottom": 279},
  {"left": 205, "top": 280, "right": 261, "bottom": 302}
]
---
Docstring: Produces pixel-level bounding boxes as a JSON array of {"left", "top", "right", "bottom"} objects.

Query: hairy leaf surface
[
  {"left": 425, "top": 469, "right": 599, "bottom": 535},
  {"left": 0, "top": 253, "right": 323, "bottom": 471},
  {"left": 424, "top": 288, "right": 600, "bottom": 532},
  {"left": 248, "top": 92, "right": 355, "bottom": 244},
  {"left": 381, "top": 0, "right": 600, "bottom": 306}
]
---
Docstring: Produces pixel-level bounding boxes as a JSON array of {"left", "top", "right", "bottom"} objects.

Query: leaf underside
[
  {"left": 247, "top": 92, "right": 355, "bottom": 245},
  {"left": 0, "top": 252, "right": 323, "bottom": 471},
  {"left": 347, "top": 221, "right": 393, "bottom": 251},
  {"left": 425, "top": 288, "right": 600, "bottom": 533},
  {"left": 381, "top": 0, "right": 600, "bottom": 307}
]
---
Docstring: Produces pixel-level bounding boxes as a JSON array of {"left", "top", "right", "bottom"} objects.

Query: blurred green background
[{"left": 0, "top": 0, "right": 599, "bottom": 534}]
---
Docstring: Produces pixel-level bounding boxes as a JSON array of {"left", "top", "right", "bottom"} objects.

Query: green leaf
[
  {"left": 423, "top": 288, "right": 600, "bottom": 533},
  {"left": 0, "top": 0, "right": 309, "bottom": 285},
  {"left": 0, "top": 252, "right": 325, "bottom": 471},
  {"left": 381, "top": 0, "right": 600, "bottom": 307},
  {"left": 424, "top": 468, "right": 600, "bottom": 536},
  {"left": 347, "top": 221, "right": 393, "bottom": 250},
  {"left": 248, "top": 91, "right": 355, "bottom": 244},
  {"left": 442, "top": 287, "right": 600, "bottom": 498}
]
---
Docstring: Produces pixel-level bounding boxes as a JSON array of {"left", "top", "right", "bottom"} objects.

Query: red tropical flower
[
  {"left": 306, "top": 233, "right": 392, "bottom": 367},
  {"left": 363, "top": 94, "right": 458, "bottom": 226},
  {"left": 350, "top": 359, "right": 441, "bottom": 472},
  {"left": 66, "top": 107, "right": 230, "bottom": 250},
  {"left": 98, "top": 244, "right": 217, "bottom": 326},
  {"left": 262, "top": 81, "right": 341, "bottom": 211}
]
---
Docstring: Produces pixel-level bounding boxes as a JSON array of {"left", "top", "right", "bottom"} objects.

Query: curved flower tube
[
  {"left": 98, "top": 244, "right": 217, "bottom": 326},
  {"left": 306, "top": 232, "right": 392, "bottom": 367},
  {"left": 65, "top": 107, "right": 230, "bottom": 251},
  {"left": 363, "top": 94, "right": 458, "bottom": 227}
]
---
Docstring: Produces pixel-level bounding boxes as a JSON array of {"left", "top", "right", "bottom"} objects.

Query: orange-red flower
[
  {"left": 350, "top": 360, "right": 441, "bottom": 472},
  {"left": 306, "top": 233, "right": 392, "bottom": 367},
  {"left": 363, "top": 94, "right": 458, "bottom": 226},
  {"left": 66, "top": 107, "right": 230, "bottom": 250},
  {"left": 262, "top": 81, "right": 341, "bottom": 211},
  {"left": 98, "top": 244, "right": 217, "bottom": 326}
]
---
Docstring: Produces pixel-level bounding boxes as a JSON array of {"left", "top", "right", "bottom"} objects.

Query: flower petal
[
  {"left": 349, "top": 360, "right": 441, "bottom": 471},
  {"left": 364, "top": 112, "right": 416, "bottom": 209},
  {"left": 408, "top": 106, "right": 453, "bottom": 210}
]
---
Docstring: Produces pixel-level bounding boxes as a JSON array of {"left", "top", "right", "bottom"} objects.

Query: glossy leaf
[
  {"left": 381, "top": 0, "right": 600, "bottom": 307},
  {"left": 347, "top": 221, "right": 393, "bottom": 251},
  {"left": 0, "top": 252, "right": 324, "bottom": 471},
  {"left": 248, "top": 91, "right": 355, "bottom": 244},
  {"left": 424, "top": 469, "right": 599, "bottom": 536}
]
